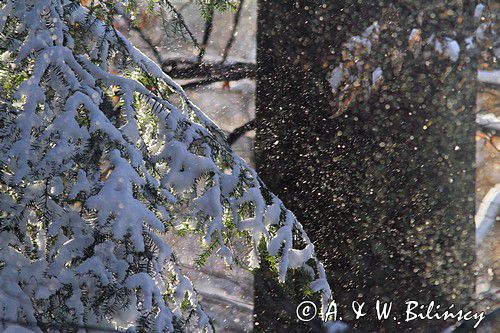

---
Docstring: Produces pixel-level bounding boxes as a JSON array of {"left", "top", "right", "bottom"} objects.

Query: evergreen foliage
[{"left": 0, "top": 1, "right": 332, "bottom": 332}]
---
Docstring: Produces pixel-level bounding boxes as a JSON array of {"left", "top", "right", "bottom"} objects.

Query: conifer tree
[{"left": 0, "top": 1, "right": 332, "bottom": 332}]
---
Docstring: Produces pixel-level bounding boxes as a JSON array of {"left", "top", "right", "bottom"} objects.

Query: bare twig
[
  {"left": 197, "top": 290, "right": 253, "bottom": 311},
  {"left": 182, "top": 78, "right": 220, "bottom": 89},
  {"left": 131, "top": 26, "right": 162, "bottom": 64},
  {"left": 163, "top": 58, "right": 255, "bottom": 80},
  {"left": 123, "top": 1, "right": 254, "bottom": 86},
  {"left": 221, "top": 0, "right": 245, "bottom": 63},
  {"left": 197, "top": 8, "right": 214, "bottom": 63},
  {"left": 117, "top": 1, "right": 191, "bottom": 65},
  {"left": 227, "top": 119, "right": 256, "bottom": 145},
  {"left": 162, "top": 0, "right": 199, "bottom": 49}
]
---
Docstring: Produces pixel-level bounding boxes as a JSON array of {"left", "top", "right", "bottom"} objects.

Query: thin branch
[
  {"left": 197, "top": 8, "right": 214, "bottom": 63},
  {"left": 117, "top": 2, "right": 189, "bottom": 65},
  {"left": 163, "top": 58, "right": 255, "bottom": 81},
  {"left": 182, "top": 78, "right": 220, "bottom": 89},
  {"left": 180, "top": 263, "right": 249, "bottom": 287},
  {"left": 131, "top": 26, "right": 162, "bottom": 64},
  {"left": 196, "top": 290, "right": 253, "bottom": 312},
  {"left": 221, "top": 0, "right": 245, "bottom": 63},
  {"left": 227, "top": 119, "right": 256, "bottom": 145},
  {"left": 125, "top": 1, "right": 252, "bottom": 84},
  {"left": 162, "top": 0, "right": 199, "bottom": 49}
]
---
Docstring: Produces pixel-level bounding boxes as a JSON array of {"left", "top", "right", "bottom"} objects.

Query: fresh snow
[
  {"left": 0, "top": 0, "right": 333, "bottom": 331},
  {"left": 478, "top": 70, "right": 500, "bottom": 85}
]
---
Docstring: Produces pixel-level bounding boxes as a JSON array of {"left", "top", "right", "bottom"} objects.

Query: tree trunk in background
[{"left": 255, "top": 1, "right": 478, "bottom": 331}]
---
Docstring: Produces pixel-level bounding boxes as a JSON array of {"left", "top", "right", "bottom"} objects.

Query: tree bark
[{"left": 255, "top": 1, "right": 478, "bottom": 331}]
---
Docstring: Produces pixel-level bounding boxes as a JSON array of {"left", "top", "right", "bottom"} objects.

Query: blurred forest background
[{"left": 109, "top": 0, "right": 498, "bottom": 331}]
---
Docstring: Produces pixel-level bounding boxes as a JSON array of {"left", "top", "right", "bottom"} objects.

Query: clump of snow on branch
[
  {"left": 328, "top": 21, "right": 382, "bottom": 115},
  {"left": 0, "top": 0, "right": 332, "bottom": 332},
  {"left": 328, "top": 4, "right": 495, "bottom": 115},
  {"left": 477, "top": 112, "right": 500, "bottom": 131},
  {"left": 473, "top": 3, "right": 498, "bottom": 61},
  {"left": 478, "top": 69, "right": 500, "bottom": 85}
]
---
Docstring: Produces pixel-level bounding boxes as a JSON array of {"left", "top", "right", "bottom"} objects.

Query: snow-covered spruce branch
[{"left": 0, "top": 1, "right": 332, "bottom": 332}]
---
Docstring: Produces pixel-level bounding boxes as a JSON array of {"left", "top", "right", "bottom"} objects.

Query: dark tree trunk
[{"left": 255, "top": 1, "right": 478, "bottom": 332}]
